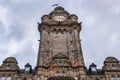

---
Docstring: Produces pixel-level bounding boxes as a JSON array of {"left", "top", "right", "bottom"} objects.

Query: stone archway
[{"left": 47, "top": 76, "right": 75, "bottom": 80}]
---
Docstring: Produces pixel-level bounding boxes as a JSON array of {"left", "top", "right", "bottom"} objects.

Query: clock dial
[{"left": 53, "top": 16, "right": 65, "bottom": 21}]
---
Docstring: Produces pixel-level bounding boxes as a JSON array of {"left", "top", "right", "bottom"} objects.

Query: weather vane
[{"left": 52, "top": 3, "right": 59, "bottom": 7}]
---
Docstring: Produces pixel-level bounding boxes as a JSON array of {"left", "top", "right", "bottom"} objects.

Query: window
[
  {"left": 59, "top": 61, "right": 62, "bottom": 65},
  {"left": 55, "top": 71, "right": 66, "bottom": 77},
  {"left": 111, "top": 64, "right": 117, "bottom": 70},
  {"left": 1, "top": 75, "right": 5, "bottom": 80},
  {"left": 91, "top": 67, "right": 97, "bottom": 73},
  {"left": 6, "top": 75, "right": 12, "bottom": 80},
  {"left": 47, "top": 41, "right": 49, "bottom": 43},
  {"left": 6, "top": 66, "right": 11, "bottom": 70},
  {"left": 55, "top": 71, "right": 60, "bottom": 76},
  {"left": 71, "top": 41, "right": 73, "bottom": 44},
  {"left": 6, "top": 64, "right": 11, "bottom": 70},
  {"left": 111, "top": 75, "right": 116, "bottom": 80},
  {"left": 111, "top": 75, "right": 120, "bottom": 80},
  {"left": 117, "top": 75, "right": 120, "bottom": 80},
  {"left": 48, "top": 32, "right": 50, "bottom": 34},
  {"left": 25, "top": 67, "right": 30, "bottom": 72},
  {"left": 62, "top": 71, "right": 66, "bottom": 76}
]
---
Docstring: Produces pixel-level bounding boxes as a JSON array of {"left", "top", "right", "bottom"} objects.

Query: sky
[{"left": 0, "top": 0, "right": 120, "bottom": 69}]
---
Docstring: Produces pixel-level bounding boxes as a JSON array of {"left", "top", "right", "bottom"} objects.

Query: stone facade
[{"left": 0, "top": 6, "right": 120, "bottom": 80}]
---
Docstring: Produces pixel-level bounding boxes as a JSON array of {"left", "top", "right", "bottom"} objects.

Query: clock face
[{"left": 53, "top": 16, "right": 65, "bottom": 21}]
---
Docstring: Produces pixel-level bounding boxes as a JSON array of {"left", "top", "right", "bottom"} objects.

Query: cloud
[
  {"left": 110, "top": 33, "right": 118, "bottom": 44},
  {"left": 110, "top": 5, "right": 120, "bottom": 14},
  {"left": 0, "top": 5, "right": 11, "bottom": 33}
]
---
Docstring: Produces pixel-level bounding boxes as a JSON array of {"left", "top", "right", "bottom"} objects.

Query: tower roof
[
  {"left": 25, "top": 63, "right": 31, "bottom": 67},
  {"left": 54, "top": 6, "right": 64, "bottom": 10},
  {"left": 104, "top": 56, "right": 119, "bottom": 64},
  {"left": 3, "top": 57, "right": 18, "bottom": 64},
  {"left": 50, "top": 6, "right": 68, "bottom": 15},
  {"left": 89, "top": 63, "right": 97, "bottom": 67}
]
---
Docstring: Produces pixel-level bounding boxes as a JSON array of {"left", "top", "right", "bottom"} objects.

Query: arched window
[
  {"left": 55, "top": 71, "right": 66, "bottom": 77},
  {"left": 70, "top": 32, "right": 72, "bottom": 35},
  {"left": 1, "top": 75, "right": 5, "bottom": 80},
  {"left": 111, "top": 75, "right": 116, "bottom": 80},
  {"left": 111, "top": 64, "right": 116, "bottom": 70},
  {"left": 62, "top": 71, "right": 66, "bottom": 76},
  {"left": 6, "top": 64, "right": 11, "bottom": 70},
  {"left": 48, "top": 32, "right": 50, "bottom": 34},
  {"left": 55, "top": 71, "right": 60, "bottom": 76},
  {"left": 117, "top": 75, "right": 120, "bottom": 80},
  {"left": 6, "top": 75, "right": 12, "bottom": 80}
]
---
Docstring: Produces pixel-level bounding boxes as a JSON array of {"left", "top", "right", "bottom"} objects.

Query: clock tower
[{"left": 35, "top": 6, "right": 86, "bottom": 80}]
